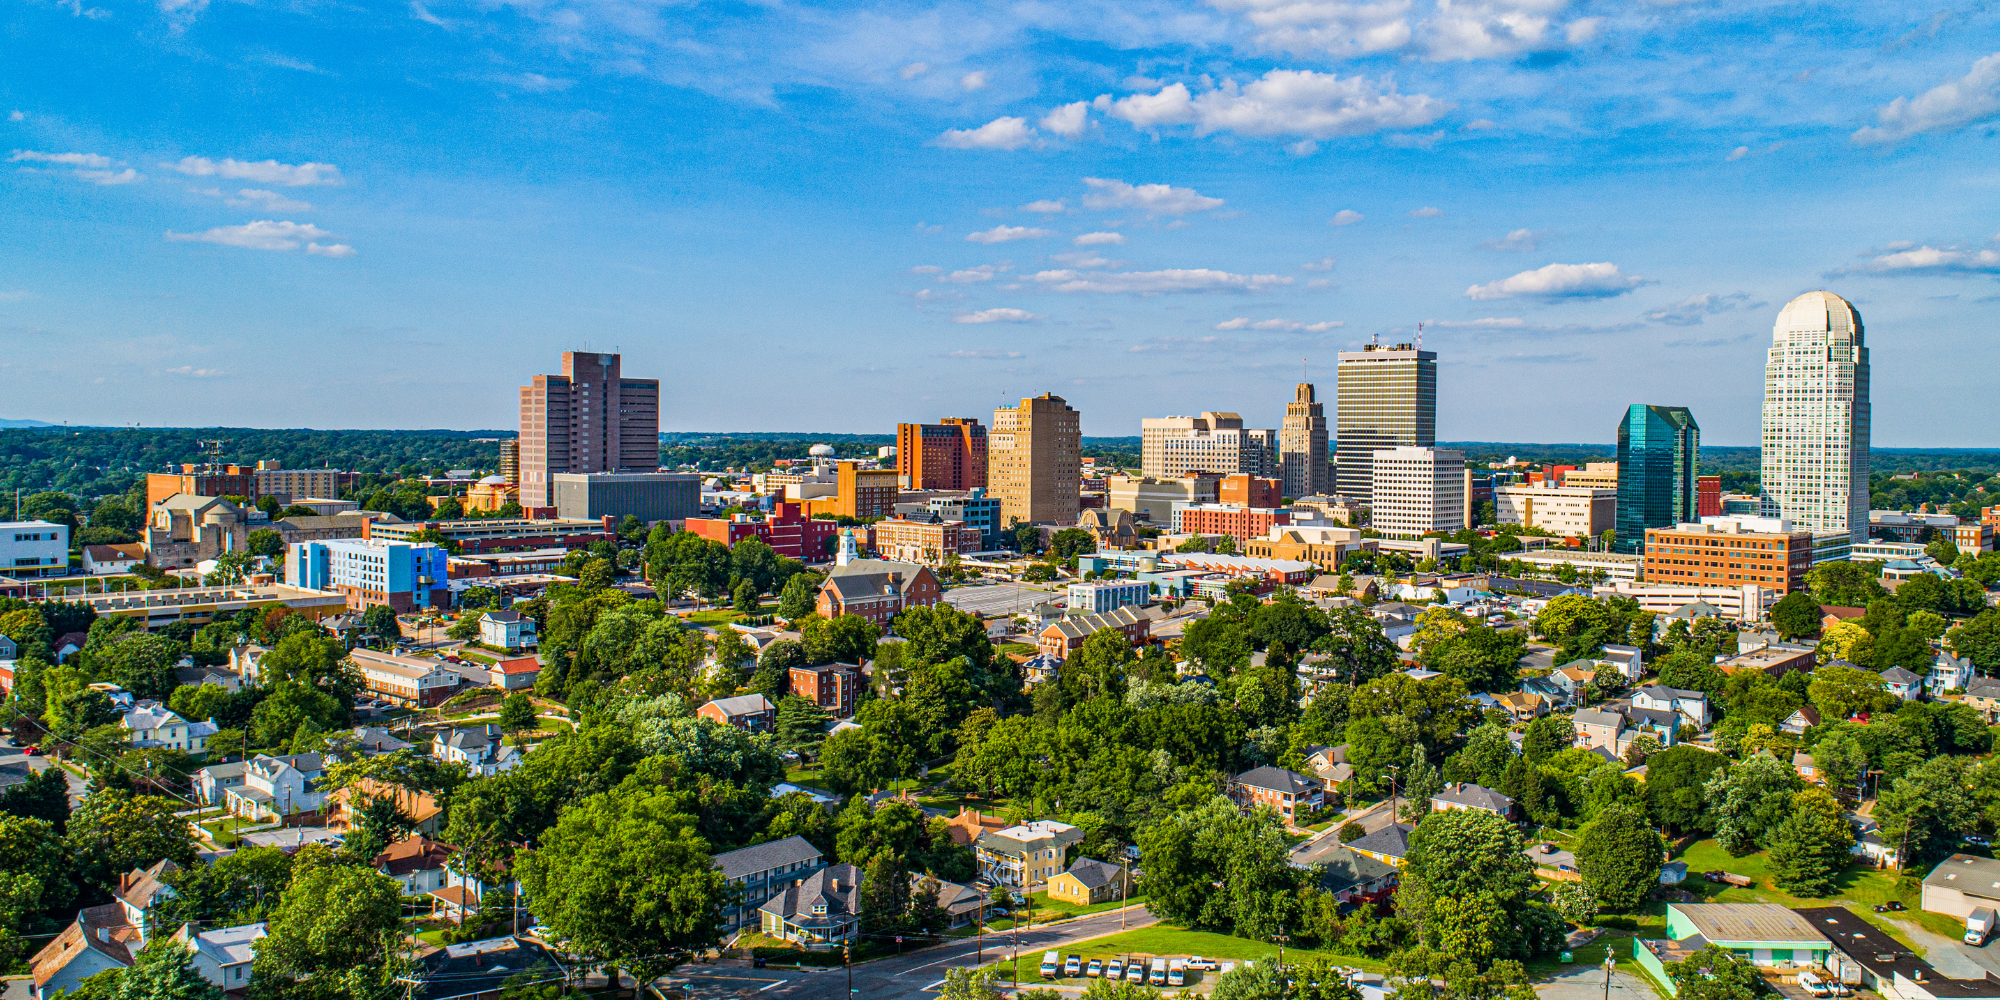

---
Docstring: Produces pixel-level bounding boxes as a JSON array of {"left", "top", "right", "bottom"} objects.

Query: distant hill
[{"left": 0, "top": 418, "right": 54, "bottom": 428}]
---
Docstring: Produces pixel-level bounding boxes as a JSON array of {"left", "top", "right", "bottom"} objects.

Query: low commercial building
[
  {"left": 72, "top": 583, "right": 346, "bottom": 631},
  {"left": 448, "top": 548, "right": 570, "bottom": 578},
  {"left": 350, "top": 648, "right": 462, "bottom": 707},
  {"left": 364, "top": 516, "right": 617, "bottom": 555},
  {"left": 1159, "top": 552, "right": 1315, "bottom": 587},
  {"left": 715, "top": 835, "right": 826, "bottom": 931},
  {"left": 1494, "top": 484, "right": 1616, "bottom": 538},
  {"left": 1594, "top": 580, "right": 1774, "bottom": 620},
  {"left": 1244, "top": 524, "right": 1369, "bottom": 572},
  {"left": 697, "top": 693, "right": 778, "bottom": 732},
  {"left": 287, "top": 538, "right": 451, "bottom": 613},
  {"left": 1065, "top": 580, "right": 1152, "bottom": 613},
  {"left": 1921, "top": 854, "right": 2000, "bottom": 920},
  {"left": 1512, "top": 548, "right": 1642, "bottom": 583},
  {"left": 868, "top": 517, "right": 983, "bottom": 564},
  {"left": 1643, "top": 516, "right": 1813, "bottom": 594},
  {"left": 1219, "top": 474, "right": 1282, "bottom": 508},
  {"left": 1634, "top": 903, "right": 1831, "bottom": 993},
  {"left": 552, "top": 471, "right": 700, "bottom": 524}
]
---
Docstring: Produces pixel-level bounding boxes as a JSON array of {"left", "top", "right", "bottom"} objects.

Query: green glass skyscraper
[{"left": 1614, "top": 404, "right": 1699, "bottom": 553}]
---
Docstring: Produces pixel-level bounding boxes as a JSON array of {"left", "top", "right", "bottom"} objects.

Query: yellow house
[{"left": 1047, "top": 858, "right": 1131, "bottom": 906}]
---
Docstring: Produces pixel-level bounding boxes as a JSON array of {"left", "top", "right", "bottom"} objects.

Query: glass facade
[
  {"left": 1334, "top": 344, "right": 1437, "bottom": 505},
  {"left": 1615, "top": 404, "right": 1699, "bottom": 553}
]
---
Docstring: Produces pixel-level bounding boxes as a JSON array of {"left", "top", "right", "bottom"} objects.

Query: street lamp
[{"left": 1603, "top": 954, "right": 1617, "bottom": 1000}]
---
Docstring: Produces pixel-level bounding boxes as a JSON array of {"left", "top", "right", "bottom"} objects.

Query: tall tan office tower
[
  {"left": 517, "top": 352, "right": 660, "bottom": 509},
  {"left": 1279, "top": 382, "right": 1329, "bottom": 498},
  {"left": 989, "top": 394, "right": 1080, "bottom": 526}
]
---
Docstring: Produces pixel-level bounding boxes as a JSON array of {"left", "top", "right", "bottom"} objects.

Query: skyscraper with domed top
[{"left": 1761, "top": 291, "right": 1870, "bottom": 554}]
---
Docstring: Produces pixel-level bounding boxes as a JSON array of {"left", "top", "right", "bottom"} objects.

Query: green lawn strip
[
  {"left": 456, "top": 651, "right": 497, "bottom": 665},
  {"left": 1669, "top": 840, "right": 1940, "bottom": 953},
  {"left": 783, "top": 767, "right": 836, "bottom": 794},
  {"left": 1028, "top": 893, "right": 1150, "bottom": 921},
  {"left": 982, "top": 925, "right": 1381, "bottom": 986},
  {"left": 685, "top": 609, "right": 746, "bottom": 625}
]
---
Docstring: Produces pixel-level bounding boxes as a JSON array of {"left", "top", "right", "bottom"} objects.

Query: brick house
[
  {"left": 789, "top": 663, "right": 865, "bottom": 717},
  {"left": 1227, "top": 765, "right": 1324, "bottom": 822},
  {"left": 697, "top": 694, "right": 778, "bottom": 732},
  {"left": 815, "top": 557, "right": 941, "bottom": 628},
  {"left": 1036, "top": 606, "right": 1152, "bottom": 660}
]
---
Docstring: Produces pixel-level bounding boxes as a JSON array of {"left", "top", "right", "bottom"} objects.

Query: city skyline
[{"left": 4, "top": 1, "right": 1997, "bottom": 443}]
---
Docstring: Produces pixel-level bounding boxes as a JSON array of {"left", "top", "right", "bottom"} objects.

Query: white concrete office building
[
  {"left": 1370, "top": 447, "right": 1469, "bottom": 539},
  {"left": 1760, "top": 292, "right": 1870, "bottom": 548}
]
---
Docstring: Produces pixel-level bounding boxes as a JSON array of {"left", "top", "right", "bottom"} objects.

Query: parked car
[
  {"left": 1187, "top": 957, "right": 1218, "bottom": 971},
  {"left": 1702, "top": 870, "right": 1753, "bottom": 887},
  {"left": 22, "top": 746, "right": 41, "bottom": 756},
  {"left": 1125, "top": 960, "right": 1147, "bottom": 983},
  {"left": 1087, "top": 959, "right": 1104, "bottom": 978},
  {"left": 1968, "top": 834, "right": 1993, "bottom": 847},
  {"left": 1040, "top": 953, "right": 1059, "bottom": 978},
  {"left": 1065, "top": 955, "right": 1081, "bottom": 978},
  {"left": 1873, "top": 901, "right": 1907, "bottom": 912},
  {"left": 1108, "top": 959, "right": 1125, "bottom": 979}
]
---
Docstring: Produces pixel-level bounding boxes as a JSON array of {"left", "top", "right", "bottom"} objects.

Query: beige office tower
[
  {"left": 1140, "top": 413, "right": 1279, "bottom": 479},
  {"left": 517, "top": 351, "right": 660, "bottom": 508},
  {"left": 1335, "top": 343, "right": 1437, "bottom": 504},
  {"left": 989, "top": 393, "right": 1081, "bottom": 525},
  {"left": 1279, "top": 382, "right": 1329, "bottom": 498},
  {"left": 1761, "top": 291, "right": 1870, "bottom": 551}
]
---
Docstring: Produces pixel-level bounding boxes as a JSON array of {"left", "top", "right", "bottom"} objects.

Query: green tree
[
  {"left": 1876, "top": 755, "right": 1982, "bottom": 869},
  {"left": 1428, "top": 626, "right": 1527, "bottom": 694},
  {"left": 246, "top": 529, "right": 287, "bottom": 559},
  {"left": 1050, "top": 528, "right": 1097, "bottom": 560},
  {"left": 752, "top": 640, "right": 805, "bottom": 699},
  {"left": 1766, "top": 788, "right": 1854, "bottom": 897},
  {"left": 1662, "top": 943, "right": 1762, "bottom": 1000},
  {"left": 1520, "top": 713, "right": 1573, "bottom": 766},
  {"left": 254, "top": 852, "right": 404, "bottom": 984},
  {"left": 1138, "top": 795, "right": 1302, "bottom": 936},
  {"left": 1807, "top": 665, "right": 1898, "bottom": 722},
  {"left": 1704, "top": 753, "right": 1804, "bottom": 855},
  {"left": 499, "top": 692, "right": 538, "bottom": 732},
  {"left": 67, "top": 790, "right": 198, "bottom": 895},
  {"left": 1769, "top": 591, "right": 1823, "bottom": 640},
  {"left": 733, "top": 581, "right": 760, "bottom": 617},
  {"left": 893, "top": 603, "right": 995, "bottom": 675},
  {"left": 777, "top": 574, "right": 818, "bottom": 621},
  {"left": 114, "top": 939, "right": 222, "bottom": 1000},
  {"left": 93, "top": 632, "right": 183, "bottom": 700},
  {"left": 801, "top": 614, "right": 881, "bottom": 665},
  {"left": 1397, "top": 807, "right": 1549, "bottom": 963},
  {"left": 1642, "top": 746, "right": 1726, "bottom": 835},
  {"left": 517, "top": 781, "right": 729, "bottom": 982},
  {"left": 1573, "top": 805, "right": 1664, "bottom": 912},
  {"left": 940, "top": 967, "right": 1008, "bottom": 1000},
  {"left": 361, "top": 605, "right": 402, "bottom": 641},
  {"left": 1807, "top": 560, "right": 1887, "bottom": 608},
  {"left": 1949, "top": 610, "right": 2000, "bottom": 671}
]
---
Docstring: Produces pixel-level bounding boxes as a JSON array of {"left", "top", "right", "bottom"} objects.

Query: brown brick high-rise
[
  {"left": 896, "top": 418, "right": 988, "bottom": 491},
  {"left": 990, "top": 394, "right": 1080, "bottom": 526},
  {"left": 517, "top": 352, "right": 659, "bottom": 509}
]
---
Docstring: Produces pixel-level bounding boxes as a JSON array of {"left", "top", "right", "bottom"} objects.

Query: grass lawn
[
  {"left": 995, "top": 642, "right": 1038, "bottom": 657},
  {"left": 456, "top": 650, "right": 497, "bottom": 665},
  {"left": 1030, "top": 892, "right": 1149, "bottom": 920},
  {"left": 685, "top": 609, "right": 746, "bottom": 625},
  {"left": 413, "top": 928, "right": 448, "bottom": 947},
  {"left": 199, "top": 815, "right": 270, "bottom": 847},
  {"left": 1669, "top": 839, "right": 1960, "bottom": 948},
  {"left": 785, "top": 766, "right": 834, "bottom": 792},
  {"left": 981, "top": 925, "right": 1379, "bottom": 985}
]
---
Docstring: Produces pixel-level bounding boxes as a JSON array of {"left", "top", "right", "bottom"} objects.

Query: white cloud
[
  {"left": 1212, "top": 0, "right": 1577, "bottom": 62},
  {"left": 1032, "top": 268, "right": 1293, "bottom": 294},
  {"left": 1643, "top": 292, "right": 1753, "bottom": 325},
  {"left": 938, "top": 263, "right": 1011, "bottom": 283},
  {"left": 166, "top": 156, "right": 343, "bottom": 187},
  {"left": 1431, "top": 317, "right": 1526, "bottom": 328},
  {"left": 1478, "top": 228, "right": 1542, "bottom": 251},
  {"left": 1420, "top": 0, "right": 1568, "bottom": 61},
  {"left": 7, "top": 111, "right": 21, "bottom": 121},
  {"left": 306, "top": 242, "right": 355, "bottom": 257},
  {"left": 955, "top": 308, "right": 1041, "bottom": 324},
  {"left": 1287, "top": 140, "right": 1319, "bottom": 156},
  {"left": 1328, "top": 209, "right": 1364, "bottom": 226},
  {"left": 1040, "top": 101, "right": 1090, "bottom": 139},
  {"left": 1079, "top": 178, "right": 1224, "bottom": 216},
  {"left": 409, "top": 1, "right": 448, "bottom": 26},
  {"left": 968, "top": 225, "right": 1055, "bottom": 244},
  {"left": 228, "top": 188, "right": 313, "bottom": 212},
  {"left": 1096, "top": 70, "right": 1447, "bottom": 141},
  {"left": 1726, "top": 145, "right": 1749, "bottom": 161},
  {"left": 1852, "top": 53, "right": 2000, "bottom": 146},
  {"left": 937, "top": 117, "right": 1036, "bottom": 150},
  {"left": 0, "top": 290, "right": 31, "bottom": 302},
  {"left": 164, "top": 366, "right": 229, "bottom": 377},
  {"left": 163, "top": 220, "right": 335, "bottom": 251},
  {"left": 910, "top": 288, "right": 962, "bottom": 301},
  {"left": 1301, "top": 257, "right": 1335, "bottom": 271},
  {"left": 900, "top": 62, "right": 929, "bottom": 80},
  {"left": 1050, "top": 251, "right": 1119, "bottom": 268},
  {"left": 1465, "top": 262, "right": 1648, "bottom": 300},
  {"left": 1214, "top": 317, "right": 1343, "bottom": 331},
  {"left": 496, "top": 73, "right": 574, "bottom": 93},
  {"left": 1021, "top": 200, "right": 1067, "bottom": 213},
  {"left": 1074, "top": 231, "right": 1125, "bottom": 246},
  {"left": 913, "top": 222, "right": 943, "bottom": 234},
  {"left": 1463, "top": 118, "right": 1500, "bottom": 131},
  {"left": 910, "top": 265, "right": 944, "bottom": 274},
  {"left": 945, "top": 349, "right": 1026, "bottom": 357},
  {"left": 960, "top": 71, "right": 988, "bottom": 91},
  {"left": 1858, "top": 245, "right": 2000, "bottom": 275},
  {"left": 1210, "top": 0, "right": 1412, "bottom": 58},
  {"left": 78, "top": 168, "right": 141, "bottom": 185},
  {"left": 10, "top": 150, "right": 142, "bottom": 185},
  {"left": 1408, "top": 206, "right": 1442, "bottom": 218}
]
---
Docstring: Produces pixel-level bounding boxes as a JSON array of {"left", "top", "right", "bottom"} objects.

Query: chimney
[{"left": 829, "top": 878, "right": 842, "bottom": 892}]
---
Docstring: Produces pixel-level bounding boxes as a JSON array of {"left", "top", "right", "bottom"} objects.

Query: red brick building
[
  {"left": 685, "top": 501, "right": 842, "bottom": 563},
  {"left": 1227, "top": 766, "right": 1324, "bottom": 822},
  {"left": 897, "top": 418, "right": 988, "bottom": 490},
  {"left": 789, "top": 663, "right": 866, "bottom": 717},
  {"left": 1697, "top": 475, "right": 1722, "bottom": 518},
  {"left": 1037, "top": 606, "right": 1152, "bottom": 660},
  {"left": 868, "top": 518, "right": 982, "bottom": 564},
  {"left": 1171, "top": 504, "right": 1291, "bottom": 544},
  {"left": 815, "top": 557, "right": 941, "bottom": 627},
  {"left": 1218, "top": 474, "right": 1282, "bottom": 508}
]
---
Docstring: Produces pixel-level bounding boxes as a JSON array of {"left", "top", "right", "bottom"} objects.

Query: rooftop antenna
[{"left": 1417, "top": 322, "right": 1424, "bottom": 351}]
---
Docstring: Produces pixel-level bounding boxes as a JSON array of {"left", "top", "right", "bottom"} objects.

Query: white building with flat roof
[
  {"left": 1494, "top": 484, "right": 1615, "bottom": 538},
  {"left": 1, "top": 521, "right": 69, "bottom": 578},
  {"left": 1370, "top": 447, "right": 1468, "bottom": 539},
  {"left": 1513, "top": 548, "right": 1643, "bottom": 583}
]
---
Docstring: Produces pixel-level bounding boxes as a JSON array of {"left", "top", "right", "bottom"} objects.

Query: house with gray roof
[
  {"left": 697, "top": 694, "right": 778, "bottom": 733},
  {"left": 1347, "top": 822, "right": 1415, "bottom": 868},
  {"left": 1049, "top": 857, "right": 1131, "bottom": 907},
  {"left": 759, "top": 863, "right": 863, "bottom": 948},
  {"left": 1879, "top": 666, "right": 1922, "bottom": 701},
  {"left": 170, "top": 922, "right": 265, "bottom": 991},
  {"left": 1632, "top": 684, "right": 1711, "bottom": 729},
  {"left": 1228, "top": 765, "right": 1324, "bottom": 823},
  {"left": 1432, "top": 782, "right": 1513, "bottom": 818},
  {"left": 713, "top": 835, "right": 826, "bottom": 931},
  {"left": 1311, "top": 845, "right": 1399, "bottom": 902}
]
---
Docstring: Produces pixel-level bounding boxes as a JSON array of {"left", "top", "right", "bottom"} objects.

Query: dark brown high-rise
[
  {"left": 517, "top": 352, "right": 660, "bottom": 508},
  {"left": 896, "top": 418, "right": 988, "bottom": 491}
]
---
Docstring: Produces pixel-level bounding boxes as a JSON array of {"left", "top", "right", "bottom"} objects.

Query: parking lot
[{"left": 944, "top": 583, "right": 1055, "bottom": 619}]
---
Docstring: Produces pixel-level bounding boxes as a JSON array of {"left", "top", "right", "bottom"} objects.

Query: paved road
[
  {"left": 1288, "top": 799, "right": 1401, "bottom": 868},
  {"left": 0, "top": 745, "right": 86, "bottom": 807},
  {"left": 1532, "top": 963, "right": 1653, "bottom": 1000},
  {"left": 665, "top": 906, "right": 1158, "bottom": 1000}
]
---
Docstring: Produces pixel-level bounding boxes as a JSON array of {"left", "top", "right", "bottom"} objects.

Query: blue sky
[{"left": 2, "top": 0, "right": 1997, "bottom": 445}]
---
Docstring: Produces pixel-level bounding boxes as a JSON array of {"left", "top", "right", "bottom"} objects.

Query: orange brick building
[
  {"left": 896, "top": 419, "right": 988, "bottom": 491},
  {"left": 1643, "top": 520, "right": 1812, "bottom": 593},
  {"left": 1171, "top": 504, "right": 1291, "bottom": 543},
  {"left": 1219, "top": 474, "right": 1282, "bottom": 508},
  {"left": 1036, "top": 606, "right": 1152, "bottom": 660}
]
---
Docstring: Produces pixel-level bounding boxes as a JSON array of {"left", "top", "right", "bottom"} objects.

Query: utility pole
[{"left": 1603, "top": 955, "right": 1616, "bottom": 1000}]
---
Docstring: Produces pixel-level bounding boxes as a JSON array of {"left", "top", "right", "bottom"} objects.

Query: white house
[
  {"left": 433, "top": 725, "right": 520, "bottom": 776},
  {"left": 81, "top": 543, "right": 146, "bottom": 575},
  {"left": 1630, "top": 685, "right": 1711, "bottom": 730},
  {"left": 194, "top": 761, "right": 247, "bottom": 806},
  {"left": 1878, "top": 667, "right": 1922, "bottom": 702},
  {"left": 478, "top": 610, "right": 538, "bottom": 651},
  {"left": 1600, "top": 644, "right": 1644, "bottom": 682},
  {"left": 224, "top": 753, "right": 325, "bottom": 820},
  {"left": 1929, "top": 653, "right": 1977, "bottom": 696},
  {"left": 171, "top": 922, "right": 265, "bottom": 990},
  {"left": 120, "top": 701, "right": 203, "bottom": 752}
]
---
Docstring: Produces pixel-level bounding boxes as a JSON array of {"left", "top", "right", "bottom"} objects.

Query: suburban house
[
  {"left": 120, "top": 701, "right": 204, "bottom": 751},
  {"left": 1314, "top": 845, "right": 1399, "bottom": 904},
  {"left": 1019, "top": 652, "right": 1062, "bottom": 687},
  {"left": 1929, "top": 652, "right": 1978, "bottom": 696},
  {"left": 759, "top": 863, "right": 864, "bottom": 949},
  {"left": 1880, "top": 666, "right": 1923, "bottom": 701},
  {"left": 1494, "top": 690, "right": 1551, "bottom": 722},
  {"left": 788, "top": 662, "right": 866, "bottom": 718},
  {"left": 1821, "top": 605, "right": 1867, "bottom": 632},
  {"left": 974, "top": 820, "right": 1083, "bottom": 888},
  {"left": 712, "top": 835, "right": 827, "bottom": 932},
  {"left": 1573, "top": 706, "right": 1680, "bottom": 758},
  {"left": 1036, "top": 606, "right": 1154, "bottom": 661},
  {"left": 1631, "top": 685, "right": 1712, "bottom": 729},
  {"left": 224, "top": 753, "right": 326, "bottom": 821},
  {"left": 1048, "top": 858, "right": 1132, "bottom": 906},
  {"left": 697, "top": 694, "right": 778, "bottom": 732},
  {"left": 1432, "top": 782, "right": 1514, "bottom": 817},
  {"left": 478, "top": 610, "right": 538, "bottom": 651},
  {"left": 1780, "top": 705, "right": 1822, "bottom": 735},
  {"left": 413, "top": 937, "right": 568, "bottom": 1000},
  {"left": 928, "top": 879, "right": 988, "bottom": 929},
  {"left": 328, "top": 778, "right": 444, "bottom": 837},
  {"left": 1228, "top": 766, "right": 1325, "bottom": 823},
  {"left": 1793, "top": 751, "right": 1820, "bottom": 785},
  {"left": 434, "top": 725, "right": 521, "bottom": 776},
  {"left": 171, "top": 922, "right": 266, "bottom": 991},
  {"left": 350, "top": 725, "right": 416, "bottom": 755},
  {"left": 27, "top": 862, "right": 179, "bottom": 1000},
  {"left": 1549, "top": 662, "right": 1597, "bottom": 700},
  {"left": 448, "top": 655, "right": 542, "bottom": 691},
  {"left": 1633, "top": 903, "right": 1833, "bottom": 994},
  {"left": 1964, "top": 678, "right": 2000, "bottom": 722},
  {"left": 194, "top": 761, "right": 246, "bottom": 806},
  {"left": 1346, "top": 823, "right": 1415, "bottom": 868},
  {"left": 943, "top": 806, "right": 1009, "bottom": 847},
  {"left": 1600, "top": 644, "right": 1645, "bottom": 681},
  {"left": 81, "top": 543, "right": 146, "bottom": 575},
  {"left": 374, "top": 836, "right": 457, "bottom": 895}
]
